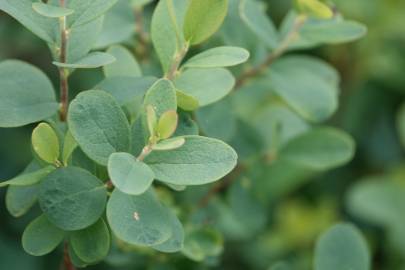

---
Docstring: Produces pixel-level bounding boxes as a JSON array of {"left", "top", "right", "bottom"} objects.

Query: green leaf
[
  {"left": 108, "top": 153, "right": 155, "bottom": 195},
  {"left": 39, "top": 167, "right": 107, "bottom": 231},
  {"left": 95, "top": 0, "right": 136, "bottom": 48},
  {"left": 183, "top": 46, "right": 249, "bottom": 68},
  {"left": 239, "top": 0, "right": 279, "bottom": 49},
  {"left": 144, "top": 79, "right": 178, "bottom": 118},
  {"left": 268, "top": 56, "right": 339, "bottom": 122},
  {"left": 146, "top": 105, "right": 158, "bottom": 137},
  {"left": 174, "top": 112, "right": 199, "bottom": 137},
  {"left": 176, "top": 90, "right": 200, "bottom": 111},
  {"left": 0, "top": 60, "right": 58, "bottom": 127},
  {"left": 53, "top": 52, "right": 116, "bottom": 69},
  {"left": 22, "top": 215, "right": 65, "bottom": 256},
  {"left": 62, "top": 130, "right": 77, "bottom": 165},
  {"left": 174, "top": 68, "right": 235, "bottom": 107},
  {"left": 131, "top": 0, "right": 154, "bottom": 8},
  {"left": 68, "top": 90, "right": 131, "bottom": 166},
  {"left": 152, "top": 137, "right": 186, "bottom": 151},
  {"left": 295, "top": 0, "right": 333, "bottom": 19},
  {"left": 106, "top": 189, "right": 172, "bottom": 246},
  {"left": 70, "top": 219, "right": 111, "bottom": 264},
  {"left": 157, "top": 110, "right": 178, "bottom": 139},
  {"left": 6, "top": 185, "right": 39, "bottom": 218},
  {"left": 66, "top": 0, "right": 118, "bottom": 28},
  {"left": 0, "top": 0, "right": 56, "bottom": 43},
  {"left": 104, "top": 45, "right": 142, "bottom": 77},
  {"left": 0, "top": 166, "right": 55, "bottom": 188},
  {"left": 279, "top": 128, "right": 355, "bottom": 171},
  {"left": 151, "top": 0, "right": 188, "bottom": 73},
  {"left": 145, "top": 135, "right": 237, "bottom": 185},
  {"left": 314, "top": 223, "right": 370, "bottom": 270},
  {"left": 182, "top": 228, "right": 224, "bottom": 261},
  {"left": 32, "top": 123, "right": 60, "bottom": 164},
  {"left": 270, "top": 262, "right": 292, "bottom": 270},
  {"left": 97, "top": 76, "right": 157, "bottom": 106},
  {"left": 69, "top": 245, "right": 89, "bottom": 268},
  {"left": 152, "top": 210, "right": 184, "bottom": 253},
  {"left": 183, "top": 0, "right": 228, "bottom": 45},
  {"left": 32, "top": 2, "right": 74, "bottom": 18}
]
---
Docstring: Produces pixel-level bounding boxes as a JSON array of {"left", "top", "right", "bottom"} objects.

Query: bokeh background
[{"left": 1, "top": 0, "right": 405, "bottom": 269}]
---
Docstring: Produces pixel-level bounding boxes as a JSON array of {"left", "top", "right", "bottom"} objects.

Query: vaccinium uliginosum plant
[{"left": 0, "top": 0, "right": 367, "bottom": 269}]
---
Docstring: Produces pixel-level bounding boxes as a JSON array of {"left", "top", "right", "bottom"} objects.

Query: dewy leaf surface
[
  {"left": 107, "top": 189, "right": 172, "bottom": 246},
  {"left": 68, "top": 90, "right": 131, "bottom": 165},
  {"left": 0, "top": 60, "right": 58, "bottom": 127},
  {"left": 144, "top": 136, "right": 238, "bottom": 185},
  {"left": 39, "top": 167, "right": 107, "bottom": 231}
]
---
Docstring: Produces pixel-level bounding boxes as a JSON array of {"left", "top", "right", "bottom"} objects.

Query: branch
[
  {"left": 62, "top": 242, "right": 75, "bottom": 270},
  {"left": 235, "top": 15, "right": 307, "bottom": 88},
  {"left": 58, "top": 0, "right": 69, "bottom": 121},
  {"left": 165, "top": 43, "right": 189, "bottom": 81}
]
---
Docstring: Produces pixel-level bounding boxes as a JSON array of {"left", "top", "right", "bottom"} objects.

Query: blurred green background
[{"left": 1, "top": 0, "right": 405, "bottom": 269}]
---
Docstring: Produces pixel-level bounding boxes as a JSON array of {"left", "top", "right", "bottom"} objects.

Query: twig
[
  {"left": 235, "top": 15, "right": 307, "bottom": 88},
  {"left": 62, "top": 242, "right": 75, "bottom": 270},
  {"left": 58, "top": 0, "right": 69, "bottom": 121},
  {"left": 165, "top": 43, "right": 189, "bottom": 80}
]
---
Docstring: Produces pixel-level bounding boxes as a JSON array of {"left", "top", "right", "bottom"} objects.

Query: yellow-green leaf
[{"left": 32, "top": 123, "right": 60, "bottom": 164}]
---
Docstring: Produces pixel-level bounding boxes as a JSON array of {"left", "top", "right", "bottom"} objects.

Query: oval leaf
[
  {"left": 279, "top": 127, "right": 355, "bottom": 171},
  {"left": 144, "top": 135, "right": 237, "bottom": 185},
  {"left": 0, "top": 166, "right": 55, "bottom": 188},
  {"left": 176, "top": 90, "right": 200, "bottom": 111},
  {"left": 183, "top": 46, "right": 249, "bottom": 68},
  {"left": 104, "top": 45, "right": 142, "bottom": 77},
  {"left": 152, "top": 210, "right": 184, "bottom": 253},
  {"left": 174, "top": 68, "right": 235, "bottom": 107},
  {"left": 32, "top": 123, "right": 60, "bottom": 164},
  {"left": 183, "top": 0, "right": 228, "bottom": 45},
  {"left": 32, "top": 2, "right": 74, "bottom": 18},
  {"left": 0, "top": 60, "right": 58, "bottom": 127},
  {"left": 70, "top": 219, "right": 111, "bottom": 264},
  {"left": 22, "top": 215, "right": 65, "bottom": 256},
  {"left": 315, "top": 223, "right": 370, "bottom": 270},
  {"left": 108, "top": 152, "right": 155, "bottom": 195},
  {"left": 107, "top": 189, "right": 172, "bottom": 246},
  {"left": 68, "top": 90, "right": 131, "bottom": 165},
  {"left": 157, "top": 110, "right": 178, "bottom": 139},
  {"left": 152, "top": 137, "right": 186, "bottom": 151},
  {"left": 53, "top": 52, "right": 116, "bottom": 69},
  {"left": 39, "top": 167, "right": 107, "bottom": 231}
]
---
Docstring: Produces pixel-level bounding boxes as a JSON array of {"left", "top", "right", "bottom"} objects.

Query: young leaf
[
  {"left": 104, "top": 45, "right": 142, "bottom": 77},
  {"left": 182, "top": 228, "right": 224, "bottom": 261},
  {"left": 268, "top": 55, "right": 339, "bottom": 122},
  {"left": 62, "top": 130, "right": 77, "bottom": 165},
  {"left": 32, "top": 123, "right": 60, "bottom": 164},
  {"left": 0, "top": 60, "right": 58, "bottom": 127},
  {"left": 22, "top": 215, "right": 65, "bottom": 256},
  {"left": 68, "top": 90, "right": 131, "bottom": 166},
  {"left": 152, "top": 210, "right": 184, "bottom": 253},
  {"left": 147, "top": 105, "right": 158, "bottom": 137},
  {"left": 314, "top": 223, "right": 370, "bottom": 270},
  {"left": 144, "top": 79, "right": 178, "bottom": 118},
  {"left": 70, "top": 219, "right": 111, "bottom": 264},
  {"left": 151, "top": 0, "right": 188, "bottom": 72},
  {"left": 108, "top": 153, "right": 155, "bottom": 195},
  {"left": 279, "top": 128, "right": 355, "bottom": 171},
  {"left": 152, "top": 137, "right": 186, "bottom": 151},
  {"left": 106, "top": 189, "right": 172, "bottom": 246},
  {"left": 239, "top": 0, "right": 279, "bottom": 49},
  {"left": 183, "top": 0, "right": 229, "bottom": 45},
  {"left": 53, "top": 52, "right": 116, "bottom": 69},
  {"left": 39, "top": 167, "right": 107, "bottom": 231},
  {"left": 144, "top": 136, "right": 237, "bottom": 185},
  {"left": 157, "top": 110, "right": 178, "bottom": 139},
  {"left": 295, "top": 0, "right": 333, "bottom": 19},
  {"left": 176, "top": 90, "right": 200, "bottom": 111},
  {"left": 0, "top": 166, "right": 55, "bottom": 188},
  {"left": 32, "top": 2, "right": 74, "bottom": 18},
  {"left": 183, "top": 46, "right": 250, "bottom": 68},
  {"left": 174, "top": 68, "right": 235, "bottom": 107}
]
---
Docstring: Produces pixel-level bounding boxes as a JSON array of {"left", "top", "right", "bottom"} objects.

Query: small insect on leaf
[
  {"left": 156, "top": 110, "right": 178, "bottom": 139},
  {"left": 133, "top": 211, "right": 140, "bottom": 221}
]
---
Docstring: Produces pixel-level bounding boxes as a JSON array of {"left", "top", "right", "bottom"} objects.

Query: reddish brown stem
[
  {"left": 62, "top": 242, "right": 75, "bottom": 270},
  {"left": 58, "top": 0, "right": 69, "bottom": 121}
]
